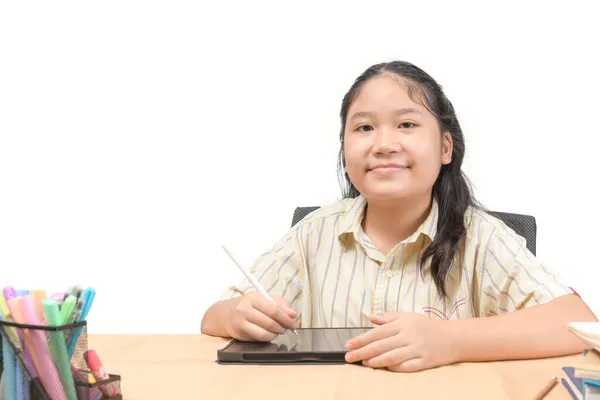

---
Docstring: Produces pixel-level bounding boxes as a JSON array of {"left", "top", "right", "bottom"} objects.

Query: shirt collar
[
  {"left": 337, "top": 195, "right": 439, "bottom": 246},
  {"left": 336, "top": 195, "right": 367, "bottom": 245}
]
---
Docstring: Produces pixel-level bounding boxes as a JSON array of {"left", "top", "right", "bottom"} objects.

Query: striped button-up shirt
[{"left": 221, "top": 195, "right": 572, "bottom": 328}]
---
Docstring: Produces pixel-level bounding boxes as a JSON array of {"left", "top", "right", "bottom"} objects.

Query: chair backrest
[{"left": 291, "top": 206, "right": 537, "bottom": 255}]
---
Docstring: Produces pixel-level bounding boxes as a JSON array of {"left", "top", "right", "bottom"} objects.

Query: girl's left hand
[{"left": 344, "top": 312, "right": 459, "bottom": 372}]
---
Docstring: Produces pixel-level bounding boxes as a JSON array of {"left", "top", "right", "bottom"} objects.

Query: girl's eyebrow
[{"left": 349, "top": 108, "right": 423, "bottom": 121}]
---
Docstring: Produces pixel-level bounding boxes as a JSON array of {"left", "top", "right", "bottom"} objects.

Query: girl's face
[{"left": 343, "top": 74, "right": 453, "bottom": 203}]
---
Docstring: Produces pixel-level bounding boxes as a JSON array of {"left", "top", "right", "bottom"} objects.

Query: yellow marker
[
  {"left": 0, "top": 291, "right": 9, "bottom": 318},
  {"left": 0, "top": 292, "right": 20, "bottom": 346},
  {"left": 88, "top": 373, "right": 96, "bottom": 384}
]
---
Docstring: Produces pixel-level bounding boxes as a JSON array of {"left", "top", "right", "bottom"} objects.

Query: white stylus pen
[{"left": 222, "top": 245, "right": 298, "bottom": 336}]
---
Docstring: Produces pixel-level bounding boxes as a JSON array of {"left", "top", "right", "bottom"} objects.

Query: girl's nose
[{"left": 372, "top": 126, "right": 401, "bottom": 155}]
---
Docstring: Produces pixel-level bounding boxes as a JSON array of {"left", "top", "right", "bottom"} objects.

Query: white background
[{"left": 0, "top": 1, "right": 598, "bottom": 333}]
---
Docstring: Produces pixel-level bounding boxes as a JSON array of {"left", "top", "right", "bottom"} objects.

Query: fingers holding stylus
[
  {"left": 236, "top": 321, "right": 278, "bottom": 342},
  {"left": 229, "top": 292, "right": 298, "bottom": 341},
  {"left": 273, "top": 298, "right": 298, "bottom": 319},
  {"left": 252, "top": 296, "right": 298, "bottom": 332},
  {"left": 221, "top": 246, "right": 300, "bottom": 338},
  {"left": 245, "top": 308, "right": 287, "bottom": 335}
]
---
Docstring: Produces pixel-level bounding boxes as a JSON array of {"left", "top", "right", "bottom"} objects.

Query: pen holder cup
[
  {"left": 74, "top": 374, "right": 122, "bottom": 400},
  {"left": 0, "top": 319, "right": 123, "bottom": 400}
]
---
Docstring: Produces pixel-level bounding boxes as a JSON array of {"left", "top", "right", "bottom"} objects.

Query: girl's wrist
[{"left": 443, "top": 319, "right": 469, "bottom": 364}]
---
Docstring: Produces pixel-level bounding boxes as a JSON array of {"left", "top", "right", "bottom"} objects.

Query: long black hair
[{"left": 337, "top": 60, "right": 479, "bottom": 298}]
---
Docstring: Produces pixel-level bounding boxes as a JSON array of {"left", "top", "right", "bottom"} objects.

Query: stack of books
[{"left": 561, "top": 323, "right": 600, "bottom": 399}]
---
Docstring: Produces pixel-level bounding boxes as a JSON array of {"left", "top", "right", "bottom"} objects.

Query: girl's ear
[{"left": 441, "top": 132, "right": 453, "bottom": 165}]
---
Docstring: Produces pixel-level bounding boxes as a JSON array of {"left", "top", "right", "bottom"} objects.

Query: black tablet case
[{"left": 216, "top": 327, "right": 371, "bottom": 365}]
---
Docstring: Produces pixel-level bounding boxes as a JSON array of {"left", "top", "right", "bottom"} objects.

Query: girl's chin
[{"left": 362, "top": 189, "right": 412, "bottom": 201}]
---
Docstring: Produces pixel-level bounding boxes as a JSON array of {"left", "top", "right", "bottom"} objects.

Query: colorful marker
[
  {"left": 6, "top": 297, "right": 39, "bottom": 378},
  {"left": 67, "top": 287, "right": 95, "bottom": 358},
  {"left": 32, "top": 290, "right": 47, "bottom": 320},
  {"left": 60, "top": 295, "right": 77, "bottom": 325},
  {"left": 20, "top": 295, "right": 67, "bottom": 400},
  {"left": 70, "top": 366, "right": 102, "bottom": 400},
  {"left": 0, "top": 290, "right": 20, "bottom": 345},
  {"left": 43, "top": 298, "right": 78, "bottom": 400},
  {"left": 1, "top": 314, "right": 18, "bottom": 400},
  {"left": 84, "top": 350, "right": 119, "bottom": 397}
]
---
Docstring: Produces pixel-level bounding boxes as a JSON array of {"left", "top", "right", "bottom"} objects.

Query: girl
[{"left": 201, "top": 61, "right": 597, "bottom": 372}]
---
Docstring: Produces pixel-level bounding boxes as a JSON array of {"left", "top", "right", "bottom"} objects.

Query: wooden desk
[{"left": 88, "top": 334, "right": 578, "bottom": 400}]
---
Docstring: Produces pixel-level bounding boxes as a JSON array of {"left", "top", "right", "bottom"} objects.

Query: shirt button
[{"left": 385, "top": 269, "right": 394, "bottom": 279}]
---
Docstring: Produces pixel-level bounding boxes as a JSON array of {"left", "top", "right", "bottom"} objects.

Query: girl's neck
[{"left": 361, "top": 193, "right": 433, "bottom": 255}]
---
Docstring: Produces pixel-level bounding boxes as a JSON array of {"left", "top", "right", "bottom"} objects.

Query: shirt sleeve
[
  {"left": 219, "top": 225, "right": 306, "bottom": 312},
  {"left": 478, "top": 227, "right": 573, "bottom": 317}
]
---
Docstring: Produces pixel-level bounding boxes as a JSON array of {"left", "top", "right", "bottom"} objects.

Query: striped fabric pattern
[{"left": 220, "top": 196, "right": 572, "bottom": 328}]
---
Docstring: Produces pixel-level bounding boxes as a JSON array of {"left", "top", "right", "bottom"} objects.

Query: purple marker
[{"left": 3, "top": 286, "right": 17, "bottom": 302}]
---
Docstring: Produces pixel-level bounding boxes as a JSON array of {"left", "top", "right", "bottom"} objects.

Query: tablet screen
[{"left": 222, "top": 327, "right": 372, "bottom": 353}]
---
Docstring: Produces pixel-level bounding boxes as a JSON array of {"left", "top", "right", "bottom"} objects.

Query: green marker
[
  {"left": 60, "top": 295, "right": 77, "bottom": 325},
  {"left": 43, "top": 298, "right": 78, "bottom": 400}
]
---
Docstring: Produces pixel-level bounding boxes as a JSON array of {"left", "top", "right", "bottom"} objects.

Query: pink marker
[
  {"left": 52, "top": 292, "right": 68, "bottom": 304},
  {"left": 84, "top": 350, "right": 119, "bottom": 397},
  {"left": 6, "top": 298, "right": 40, "bottom": 378},
  {"left": 20, "top": 295, "right": 67, "bottom": 400}
]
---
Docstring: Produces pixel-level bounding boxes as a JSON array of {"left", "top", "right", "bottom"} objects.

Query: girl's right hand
[{"left": 227, "top": 291, "right": 298, "bottom": 342}]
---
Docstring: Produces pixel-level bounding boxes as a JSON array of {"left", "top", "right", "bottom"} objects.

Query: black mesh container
[{"left": 0, "top": 319, "right": 122, "bottom": 400}]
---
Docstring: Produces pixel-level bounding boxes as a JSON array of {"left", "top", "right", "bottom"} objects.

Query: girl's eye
[
  {"left": 398, "top": 122, "right": 415, "bottom": 129},
  {"left": 357, "top": 125, "right": 374, "bottom": 132}
]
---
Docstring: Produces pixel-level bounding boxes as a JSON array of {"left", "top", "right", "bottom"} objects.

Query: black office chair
[{"left": 291, "top": 206, "right": 537, "bottom": 255}]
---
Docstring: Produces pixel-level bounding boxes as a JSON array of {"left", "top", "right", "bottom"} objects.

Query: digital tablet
[{"left": 217, "top": 327, "right": 372, "bottom": 364}]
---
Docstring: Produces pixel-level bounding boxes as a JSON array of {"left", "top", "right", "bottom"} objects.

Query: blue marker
[
  {"left": 67, "top": 287, "right": 95, "bottom": 358},
  {"left": 1, "top": 315, "right": 18, "bottom": 400}
]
